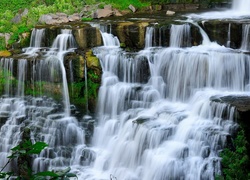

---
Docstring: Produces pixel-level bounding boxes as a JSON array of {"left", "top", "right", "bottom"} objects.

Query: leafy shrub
[{"left": 219, "top": 129, "right": 250, "bottom": 180}]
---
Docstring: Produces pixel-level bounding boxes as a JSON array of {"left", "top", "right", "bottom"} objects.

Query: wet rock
[
  {"left": 166, "top": 10, "right": 175, "bottom": 16},
  {"left": 211, "top": 95, "right": 250, "bottom": 112},
  {"left": 80, "top": 148, "right": 96, "bottom": 165},
  {"left": 73, "top": 26, "right": 102, "bottom": 49},
  {"left": 210, "top": 95, "right": 250, "bottom": 153},
  {"left": 85, "top": 50, "right": 100, "bottom": 69},
  {"left": 201, "top": 21, "right": 239, "bottom": 48}
]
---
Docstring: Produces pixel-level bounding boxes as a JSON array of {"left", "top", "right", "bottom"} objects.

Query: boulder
[
  {"left": 166, "top": 10, "right": 175, "bottom": 16},
  {"left": 38, "top": 14, "right": 53, "bottom": 24},
  {"left": 113, "top": 9, "right": 123, "bottom": 17},
  {"left": 104, "top": 5, "right": 112, "bottom": 11},
  {"left": 68, "top": 13, "right": 80, "bottom": 22},
  {"left": 129, "top": 4, "right": 136, "bottom": 13},
  {"left": 11, "top": 8, "right": 29, "bottom": 24},
  {"left": 93, "top": 9, "right": 113, "bottom": 19}
]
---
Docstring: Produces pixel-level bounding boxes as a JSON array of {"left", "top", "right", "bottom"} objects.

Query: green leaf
[
  {"left": 55, "top": 167, "right": 71, "bottom": 177},
  {"left": 66, "top": 173, "right": 77, "bottom": 177},
  {"left": 35, "top": 171, "right": 59, "bottom": 177},
  {"left": 27, "top": 142, "right": 48, "bottom": 154}
]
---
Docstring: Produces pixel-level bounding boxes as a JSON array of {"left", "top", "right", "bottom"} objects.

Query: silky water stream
[{"left": 0, "top": 0, "right": 250, "bottom": 179}]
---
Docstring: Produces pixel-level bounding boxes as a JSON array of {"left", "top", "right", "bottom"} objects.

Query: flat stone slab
[{"left": 210, "top": 95, "right": 250, "bottom": 112}]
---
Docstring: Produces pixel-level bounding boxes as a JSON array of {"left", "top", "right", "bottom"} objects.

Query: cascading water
[
  {"left": 241, "top": 24, "right": 250, "bottom": 51},
  {"left": 46, "top": 29, "right": 77, "bottom": 116},
  {"left": 71, "top": 20, "right": 249, "bottom": 179},
  {"left": 170, "top": 24, "right": 191, "bottom": 47},
  {"left": 0, "top": 4, "right": 250, "bottom": 180},
  {"left": 188, "top": 0, "right": 250, "bottom": 20},
  {"left": 24, "top": 28, "right": 45, "bottom": 55},
  {"left": 232, "top": 0, "right": 250, "bottom": 12},
  {"left": 0, "top": 28, "right": 85, "bottom": 176}
]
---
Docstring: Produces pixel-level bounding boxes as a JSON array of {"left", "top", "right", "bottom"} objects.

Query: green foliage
[
  {"left": 219, "top": 129, "right": 250, "bottom": 180},
  {"left": 82, "top": 17, "right": 94, "bottom": 21},
  {"left": 0, "top": 139, "right": 77, "bottom": 180},
  {"left": 0, "top": 37, "right": 6, "bottom": 50},
  {"left": 0, "top": 0, "right": 34, "bottom": 14}
]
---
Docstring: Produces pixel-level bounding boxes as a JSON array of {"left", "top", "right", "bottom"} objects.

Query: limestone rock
[
  {"left": 166, "top": 10, "right": 175, "bottom": 16},
  {"left": 211, "top": 95, "right": 250, "bottom": 112},
  {"left": 38, "top": 13, "right": 69, "bottom": 25},
  {"left": 93, "top": 9, "right": 113, "bottom": 19},
  {"left": 11, "top": 9, "right": 29, "bottom": 24},
  {"left": 38, "top": 14, "right": 53, "bottom": 24},
  {"left": 68, "top": 13, "right": 80, "bottom": 22},
  {"left": 104, "top": 5, "right": 112, "bottom": 11},
  {"left": 114, "top": 9, "right": 123, "bottom": 17},
  {"left": 129, "top": 4, "right": 136, "bottom": 13}
]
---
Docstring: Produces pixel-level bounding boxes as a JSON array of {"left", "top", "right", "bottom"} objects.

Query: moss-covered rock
[{"left": 0, "top": 50, "right": 12, "bottom": 57}]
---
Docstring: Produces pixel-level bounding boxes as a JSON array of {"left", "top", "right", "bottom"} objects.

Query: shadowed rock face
[
  {"left": 201, "top": 21, "right": 242, "bottom": 48},
  {"left": 211, "top": 95, "right": 250, "bottom": 112}
]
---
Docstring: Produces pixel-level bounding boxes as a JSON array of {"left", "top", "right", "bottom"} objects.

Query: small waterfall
[
  {"left": 17, "top": 59, "right": 27, "bottom": 97},
  {"left": 24, "top": 28, "right": 45, "bottom": 55},
  {"left": 46, "top": 29, "right": 77, "bottom": 116},
  {"left": 0, "top": 98, "right": 26, "bottom": 172},
  {"left": 240, "top": 24, "right": 250, "bottom": 51},
  {"left": 190, "top": 21, "right": 211, "bottom": 45},
  {"left": 30, "top": 28, "right": 45, "bottom": 47},
  {"left": 145, "top": 27, "right": 154, "bottom": 48},
  {"left": 99, "top": 24, "right": 120, "bottom": 47},
  {"left": 232, "top": 0, "right": 250, "bottom": 12},
  {"left": 0, "top": 58, "right": 14, "bottom": 96},
  {"left": 170, "top": 24, "right": 191, "bottom": 47},
  {"left": 226, "top": 23, "right": 231, "bottom": 47}
]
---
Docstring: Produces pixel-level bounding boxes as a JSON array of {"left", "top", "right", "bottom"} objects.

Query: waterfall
[
  {"left": 170, "top": 24, "right": 191, "bottom": 47},
  {"left": 232, "top": 0, "right": 250, "bottom": 12},
  {"left": 46, "top": 29, "right": 77, "bottom": 116},
  {"left": 99, "top": 24, "right": 120, "bottom": 47},
  {"left": 0, "top": 9, "right": 250, "bottom": 180},
  {"left": 240, "top": 24, "right": 250, "bottom": 51},
  {"left": 0, "top": 58, "right": 14, "bottom": 96},
  {"left": 145, "top": 27, "right": 154, "bottom": 48},
  {"left": 24, "top": 28, "right": 45, "bottom": 55},
  {"left": 226, "top": 23, "right": 231, "bottom": 47},
  {"left": 17, "top": 59, "right": 27, "bottom": 97},
  {"left": 70, "top": 21, "right": 248, "bottom": 179},
  {"left": 187, "top": 0, "right": 250, "bottom": 20}
]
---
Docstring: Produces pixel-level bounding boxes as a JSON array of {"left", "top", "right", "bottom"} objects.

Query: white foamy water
[
  {"left": 70, "top": 23, "right": 249, "bottom": 180},
  {"left": 0, "top": 11, "right": 249, "bottom": 180},
  {"left": 187, "top": 0, "right": 250, "bottom": 20}
]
